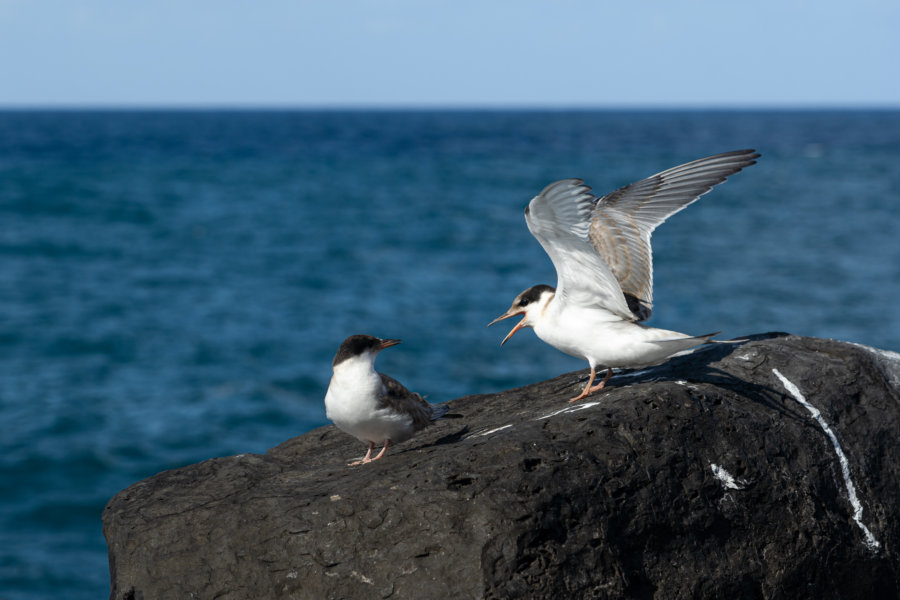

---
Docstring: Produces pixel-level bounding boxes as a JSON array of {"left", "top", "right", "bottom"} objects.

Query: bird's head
[
  {"left": 332, "top": 334, "right": 401, "bottom": 368},
  {"left": 488, "top": 284, "right": 556, "bottom": 345}
]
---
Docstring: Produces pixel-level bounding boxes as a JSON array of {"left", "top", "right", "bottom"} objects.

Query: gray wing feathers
[
  {"left": 589, "top": 149, "right": 758, "bottom": 320},
  {"left": 526, "top": 179, "right": 635, "bottom": 320},
  {"left": 526, "top": 179, "right": 593, "bottom": 241},
  {"left": 378, "top": 373, "right": 440, "bottom": 431}
]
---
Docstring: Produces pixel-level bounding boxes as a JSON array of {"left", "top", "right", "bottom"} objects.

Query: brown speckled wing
[{"left": 377, "top": 373, "right": 434, "bottom": 430}]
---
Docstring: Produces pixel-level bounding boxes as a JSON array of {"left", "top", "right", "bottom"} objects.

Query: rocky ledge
[{"left": 103, "top": 334, "right": 899, "bottom": 600}]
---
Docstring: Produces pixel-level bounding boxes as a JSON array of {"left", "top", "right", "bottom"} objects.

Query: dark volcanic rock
[{"left": 103, "top": 334, "right": 899, "bottom": 600}]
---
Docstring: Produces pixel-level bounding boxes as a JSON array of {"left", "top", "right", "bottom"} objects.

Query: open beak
[
  {"left": 488, "top": 310, "right": 527, "bottom": 346},
  {"left": 378, "top": 338, "right": 402, "bottom": 350}
]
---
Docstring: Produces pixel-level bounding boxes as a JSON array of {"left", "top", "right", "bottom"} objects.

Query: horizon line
[{"left": 1, "top": 101, "right": 899, "bottom": 112}]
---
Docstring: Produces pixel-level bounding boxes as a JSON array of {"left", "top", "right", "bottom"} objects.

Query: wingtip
[
  {"left": 430, "top": 404, "right": 451, "bottom": 420},
  {"left": 735, "top": 148, "right": 761, "bottom": 164}
]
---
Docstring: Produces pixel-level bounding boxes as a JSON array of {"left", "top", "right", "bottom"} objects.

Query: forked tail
[{"left": 672, "top": 331, "right": 747, "bottom": 345}]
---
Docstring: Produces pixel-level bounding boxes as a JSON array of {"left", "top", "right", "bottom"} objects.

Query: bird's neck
[
  {"left": 331, "top": 355, "right": 382, "bottom": 394},
  {"left": 535, "top": 291, "right": 558, "bottom": 321}
]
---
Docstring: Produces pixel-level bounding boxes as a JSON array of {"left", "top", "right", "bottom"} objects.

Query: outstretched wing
[
  {"left": 525, "top": 178, "right": 635, "bottom": 320},
  {"left": 590, "top": 149, "right": 759, "bottom": 321}
]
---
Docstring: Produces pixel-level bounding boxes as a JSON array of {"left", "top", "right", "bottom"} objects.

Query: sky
[{"left": 1, "top": 0, "right": 898, "bottom": 108}]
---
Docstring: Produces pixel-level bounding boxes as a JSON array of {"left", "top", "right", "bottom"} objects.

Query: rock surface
[{"left": 103, "top": 334, "right": 899, "bottom": 600}]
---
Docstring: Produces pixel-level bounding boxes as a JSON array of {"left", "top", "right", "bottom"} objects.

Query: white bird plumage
[{"left": 490, "top": 149, "right": 760, "bottom": 402}]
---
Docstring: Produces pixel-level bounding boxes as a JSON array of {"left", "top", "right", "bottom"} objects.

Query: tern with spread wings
[{"left": 489, "top": 149, "right": 759, "bottom": 402}]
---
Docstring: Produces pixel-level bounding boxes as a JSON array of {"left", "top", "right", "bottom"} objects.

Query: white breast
[
  {"left": 534, "top": 302, "right": 621, "bottom": 361},
  {"left": 324, "top": 356, "right": 415, "bottom": 444}
]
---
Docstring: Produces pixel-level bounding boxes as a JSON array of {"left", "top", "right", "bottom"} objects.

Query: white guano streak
[
  {"left": 710, "top": 463, "right": 745, "bottom": 490},
  {"left": 474, "top": 424, "right": 513, "bottom": 437},
  {"left": 772, "top": 368, "right": 881, "bottom": 551},
  {"left": 536, "top": 401, "right": 601, "bottom": 420}
]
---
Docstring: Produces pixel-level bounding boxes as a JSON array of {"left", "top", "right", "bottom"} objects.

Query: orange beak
[
  {"left": 378, "top": 338, "right": 401, "bottom": 350},
  {"left": 488, "top": 310, "right": 527, "bottom": 346}
]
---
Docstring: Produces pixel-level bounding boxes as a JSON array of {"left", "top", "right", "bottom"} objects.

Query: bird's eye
[{"left": 519, "top": 298, "right": 530, "bottom": 307}]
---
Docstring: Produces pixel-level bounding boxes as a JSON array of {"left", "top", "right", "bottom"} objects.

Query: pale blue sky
[{"left": 1, "top": 0, "right": 898, "bottom": 107}]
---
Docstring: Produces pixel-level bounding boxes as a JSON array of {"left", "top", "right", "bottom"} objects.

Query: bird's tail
[
  {"left": 653, "top": 331, "right": 720, "bottom": 345},
  {"left": 666, "top": 331, "right": 748, "bottom": 344},
  {"left": 647, "top": 331, "right": 725, "bottom": 357},
  {"left": 677, "top": 331, "right": 749, "bottom": 345},
  {"left": 430, "top": 403, "right": 451, "bottom": 421},
  {"left": 709, "top": 335, "right": 749, "bottom": 344},
  {"left": 692, "top": 331, "right": 721, "bottom": 343}
]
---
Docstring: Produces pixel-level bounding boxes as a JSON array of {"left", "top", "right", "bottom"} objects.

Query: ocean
[{"left": 1, "top": 109, "right": 898, "bottom": 599}]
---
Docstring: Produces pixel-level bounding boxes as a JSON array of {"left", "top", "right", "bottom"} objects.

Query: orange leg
[
  {"left": 589, "top": 367, "right": 613, "bottom": 393},
  {"left": 370, "top": 439, "right": 391, "bottom": 462},
  {"left": 348, "top": 441, "right": 375, "bottom": 466},
  {"left": 569, "top": 367, "right": 612, "bottom": 403},
  {"left": 569, "top": 366, "right": 597, "bottom": 402}
]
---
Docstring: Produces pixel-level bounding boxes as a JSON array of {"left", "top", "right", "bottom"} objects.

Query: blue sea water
[{"left": 0, "top": 109, "right": 898, "bottom": 599}]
